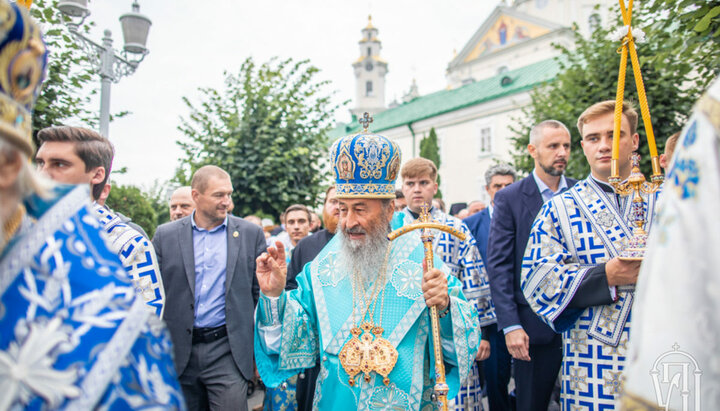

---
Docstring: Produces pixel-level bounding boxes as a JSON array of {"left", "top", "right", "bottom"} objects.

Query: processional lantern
[{"left": 608, "top": 0, "right": 663, "bottom": 261}]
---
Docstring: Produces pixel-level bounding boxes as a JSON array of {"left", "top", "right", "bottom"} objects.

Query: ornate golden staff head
[
  {"left": 387, "top": 203, "right": 466, "bottom": 411},
  {"left": 608, "top": 0, "right": 663, "bottom": 260}
]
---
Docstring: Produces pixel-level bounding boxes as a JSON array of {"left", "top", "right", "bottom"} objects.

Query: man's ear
[
  {"left": 0, "top": 152, "right": 22, "bottom": 190},
  {"left": 632, "top": 133, "right": 640, "bottom": 151},
  {"left": 527, "top": 144, "right": 537, "bottom": 159},
  {"left": 90, "top": 166, "right": 106, "bottom": 186}
]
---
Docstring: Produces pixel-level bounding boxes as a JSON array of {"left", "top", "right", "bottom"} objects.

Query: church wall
[
  {"left": 383, "top": 90, "right": 534, "bottom": 208},
  {"left": 514, "top": 0, "right": 615, "bottom": 38},
  {"left": 447, "top": 30, "right": 570, "bottom": 89}
]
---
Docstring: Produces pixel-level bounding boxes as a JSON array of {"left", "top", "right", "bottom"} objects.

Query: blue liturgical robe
[
  {"left": 0, "top": 186, "right": 185, "bottom": 410},
  {"left": 255, "top": 229, "right": 480, "bottom": 410},
  {"left": 521, "top": 177, "right": 659, "bottom": 409}
]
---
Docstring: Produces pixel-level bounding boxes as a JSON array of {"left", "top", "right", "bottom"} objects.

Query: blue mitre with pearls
[
  {"left": 330, "top": 112, "right": 401, "bottom": 199},
  {"left": 0, "top": 0, "right": 48, "bottom": 157}
]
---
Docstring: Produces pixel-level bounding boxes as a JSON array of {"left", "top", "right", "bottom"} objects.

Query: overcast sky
[{"left": 76, "top": 0, "right": 500, "bottom": 190}]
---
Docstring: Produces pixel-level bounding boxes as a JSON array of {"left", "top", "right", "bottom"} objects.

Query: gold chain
[{"left": 340, "top": 242, "right": 399, "bottom": 387}]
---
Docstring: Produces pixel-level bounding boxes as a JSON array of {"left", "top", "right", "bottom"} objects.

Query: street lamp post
[{"left": 58, "top": 0, "right": 152, "bottom": 137}]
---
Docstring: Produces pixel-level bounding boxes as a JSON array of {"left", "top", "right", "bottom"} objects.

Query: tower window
[
  {"left": 366, "top": 81, "right": 373, "bottom": 96},
  {"left": 367, "top": 47, "right": 372, "bottom": 57}
]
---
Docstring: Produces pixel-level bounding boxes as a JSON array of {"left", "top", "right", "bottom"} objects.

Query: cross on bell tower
[{"left": 351, "top": 15, "right": 388, "bottom": 119}]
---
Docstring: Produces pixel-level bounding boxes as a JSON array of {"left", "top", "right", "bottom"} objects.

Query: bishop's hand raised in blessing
[{"left": 256, "top": 241, "right": 287, "bottom": 298}]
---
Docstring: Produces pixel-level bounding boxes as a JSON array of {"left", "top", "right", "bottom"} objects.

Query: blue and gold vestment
[
  {"left": 0, "top": 186, "right": 185, "bottom": 410},
  {"left": 521, "top": 177, "right": 659, "bottom": 410},
  {"left": 255, "top": 230, "right": 480, "bottom": 410}
]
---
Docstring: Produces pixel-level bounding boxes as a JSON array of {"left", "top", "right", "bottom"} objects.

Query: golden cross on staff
[
  {"left": 359, "top": 112, "right": 373, "bottom": 132},
  {"left": 609, "top": 0, "right": 663, "bottom": 260},
  {"left": 387, "top": 203, "right": 467, "bottom": 411}
]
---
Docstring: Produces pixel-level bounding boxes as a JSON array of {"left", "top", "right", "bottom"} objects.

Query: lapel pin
[{"left": 233, "top": 231, "right": 239, "bottom": 238}]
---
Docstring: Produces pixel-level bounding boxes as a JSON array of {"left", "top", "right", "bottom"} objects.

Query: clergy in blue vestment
[
  {"left": 397, "top": 157, "right": 494, "bottom": 411},
  {"left": 521, "top": 101, "right": 661, "bottom": 409},
  {"left": 254, "top": 122, "right": 480, "bottom": 410},
  {"left": 0, "top": 3, "right": 185, "bottom": 408}
]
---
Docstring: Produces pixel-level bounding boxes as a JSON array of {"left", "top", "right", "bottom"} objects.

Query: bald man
[
  {"left": 152, "top": 165, "right": 266, "bottom": 410},
  {"left": 169, "top": 186, "right": 195, "bottom": 221}
]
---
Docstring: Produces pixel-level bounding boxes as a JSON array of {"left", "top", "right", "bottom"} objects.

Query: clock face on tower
[{"left": 365, "top": 62, "right": 374, "bottom": 71}]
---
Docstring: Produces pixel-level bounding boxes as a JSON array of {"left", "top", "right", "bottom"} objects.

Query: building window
[
  {"left": 367, "top": 46, "right": 372, "bottom": 57},
  {"left": 366, "top": 81, "right": 373, "bottom": 96},
  {"left": 479, "top": 126, "right": 492, "bottom": 155}
]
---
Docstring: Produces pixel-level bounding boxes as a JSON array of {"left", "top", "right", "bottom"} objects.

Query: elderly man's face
[{"left": 338, "top": 198, "right": 392, "bottom": 249}]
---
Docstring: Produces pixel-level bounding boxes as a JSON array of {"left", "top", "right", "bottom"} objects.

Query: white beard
[{"left": 338, "top": 222, "right": 390, "bottom": 286}]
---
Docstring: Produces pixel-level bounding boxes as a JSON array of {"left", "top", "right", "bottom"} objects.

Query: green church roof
[{"left": 329, "top": 57, "right": 561, "bottom": 139}]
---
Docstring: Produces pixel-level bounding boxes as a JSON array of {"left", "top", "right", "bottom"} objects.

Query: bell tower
[{"left": 351, "top": 15, "right": 388, "bottom": 118}]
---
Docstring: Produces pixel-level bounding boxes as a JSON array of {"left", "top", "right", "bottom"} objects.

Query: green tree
[
  {"left": 645, "top": 0, "right": 720, "bottom": 92},
  {"left": 29, "top": 0, "right": 97, "bottom": 146},
  {"left": 106, "top": 184, "right": 158, "bottom": 238},
  {"left": 511, "top": 3, "right": 711, "bottom": 177},
  {"left": 177, "top": 57, "right": 343, "bottom": 218},
  {"left": 419, "top": 127, "right": 443, "bottom": 198},
  {"left": 143, "top": 180, "right": 171, "bottom": 227}
]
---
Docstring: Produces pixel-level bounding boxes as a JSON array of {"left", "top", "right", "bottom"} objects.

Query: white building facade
[{"left": 333, "top": 0, "right": 615, "bottom": 208}]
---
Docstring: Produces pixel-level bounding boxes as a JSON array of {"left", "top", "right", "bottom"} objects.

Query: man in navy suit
[
  {"left": 464, "top": 163, "right": 517, "bottom": 411},
  {"left": 486, "top": 120, "right": 576, "bottom": 411}
]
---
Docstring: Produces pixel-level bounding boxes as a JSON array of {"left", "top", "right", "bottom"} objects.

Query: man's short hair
[
  {"left": 529, "top": 120, "right": 571, "bottom": 146},
  {"left": 664, "top": 132, "right": 680, "bottom": 156},
  {"left": 484, "top": 163, "right": 517, "bottom": 186},
  {"left": 323, "top": 185, "right": 336, "bottom": 204},
  {"left": 577, "top": 100, "right": 638, "bottom": 136},
  {"left": 37, "top": 126, "right": 113, "bottom": 200},
  {"left": 190, "top": 165, "right": 230, "bottom": 194},
  {"left": 395, "top": 188, "right": 404, "bottom": 199},
  {"left": 284, "top": 204, "right": 311, "bottom": 222},
  {"left": 401, "top": 157, "right": 437, "bottom": 182}
]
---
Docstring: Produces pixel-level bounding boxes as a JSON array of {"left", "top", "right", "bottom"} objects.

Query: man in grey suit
[{"left": 153, "top": 165, "right": 266, "bottom": 410}]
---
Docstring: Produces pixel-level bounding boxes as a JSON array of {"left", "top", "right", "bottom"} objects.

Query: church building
[{"left": 330, "top": 0, "right": 615, "bottom": 207}]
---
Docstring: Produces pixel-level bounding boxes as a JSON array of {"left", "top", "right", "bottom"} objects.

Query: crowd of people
[{"left": 1, "top": 2, "right": 716, "bottom": 411}]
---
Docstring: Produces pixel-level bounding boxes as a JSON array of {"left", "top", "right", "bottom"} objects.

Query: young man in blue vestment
[
  {"left": 398, "top": 157, "right": 493, "bottom": 411},
  {"left": 521, "top": 101, "right": 660, "bottom": 409},
  {"left": 0, "top": 2, "right": 184, "bottom": 408},
  {"left": 35, "top": 126, "right": 165, "bottom": 317},
  {"left": 254, "top": 128, "right": 480, "bottom": 410}
]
